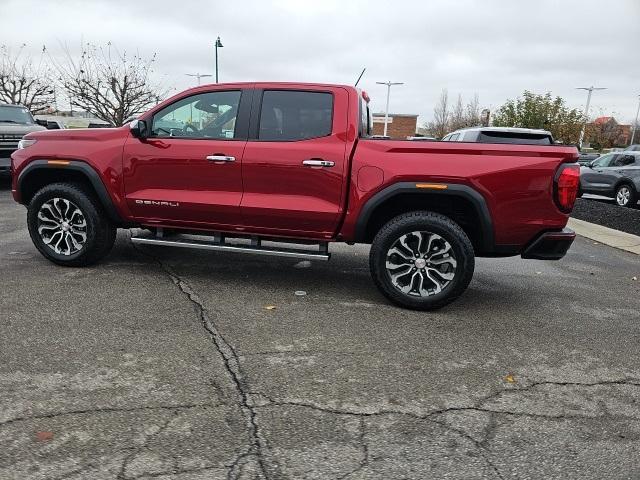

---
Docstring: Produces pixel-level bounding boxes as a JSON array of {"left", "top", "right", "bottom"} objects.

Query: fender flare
[
  {"left": 353, "top": 182, "right": 495, "bottom": 251},
  {"left": 17, "top": 159, "right": 124, "bottom": 224}
]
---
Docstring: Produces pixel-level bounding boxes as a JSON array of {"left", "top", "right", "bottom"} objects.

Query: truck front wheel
[
  {"left": 369, "top": 211, "right": 475, "bottom": 310},
  {"left": 27, "top": 183, "right": 116, "bottom": 267}
]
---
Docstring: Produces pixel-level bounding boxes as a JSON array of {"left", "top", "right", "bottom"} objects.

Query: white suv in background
[{"left": 441, "top": 126, "right": 555, "bottom": 145}]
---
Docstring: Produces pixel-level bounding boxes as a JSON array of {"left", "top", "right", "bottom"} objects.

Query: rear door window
[
  {"left": 614, "top": 154, "right": 636, "bottom": 167},
  {"left": 259, "top": 90, "right": 333, "bottom": 141}
]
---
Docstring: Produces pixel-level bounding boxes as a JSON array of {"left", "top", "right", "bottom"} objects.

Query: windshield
[{"left": 0, "top": 105, "right": 35, "bottom": 125}]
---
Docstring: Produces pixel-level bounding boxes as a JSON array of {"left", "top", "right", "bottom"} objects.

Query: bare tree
[
  {"left": 449, "top": 94, "right": 465, "bottom": 131},
  {"left": 424, "top": 90, "right": 482, "bottom": 138},
  {"left": 55, "top": 42, "right": 165, "bottom": 126},
  {"left": 426, "top": 89, "right": 450, "bottom": 139},
  {"left": 465, "top": 93, "right": 481, "bottom": 127},
  {"left": 0, "top": 44, "right": 55, "bottom": 113}
]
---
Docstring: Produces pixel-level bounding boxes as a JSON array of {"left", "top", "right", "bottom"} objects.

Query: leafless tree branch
[
  {"left": 0, "top": 44, "right": 55, "bottom": 113},
  {"left": 53, "top": 42, "right": 166, "bottom": 126}
]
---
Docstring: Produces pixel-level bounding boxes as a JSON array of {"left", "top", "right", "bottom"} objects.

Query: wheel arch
[
  {"left": 17, "top": 160, "right": 124, "bottom": 224},
  {"left": 354, "top": 182, "right": 495, "bottom": 254}
]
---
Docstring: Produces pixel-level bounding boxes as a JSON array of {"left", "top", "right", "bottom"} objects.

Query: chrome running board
[{"left": 131, "top": 233, "right": 330, "bottom": 261}]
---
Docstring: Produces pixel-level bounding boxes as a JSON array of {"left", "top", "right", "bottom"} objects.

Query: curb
[{"left": 568, "top": 218, "right": 640, "bottom": 256}]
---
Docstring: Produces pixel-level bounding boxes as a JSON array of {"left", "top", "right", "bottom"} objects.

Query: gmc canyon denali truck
[{"left": 10, "top": 82, "right": 580, "bottom": 310}]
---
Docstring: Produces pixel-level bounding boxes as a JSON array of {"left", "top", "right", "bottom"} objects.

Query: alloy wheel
[
  {"left": 385, "top": 231, "right": 457, "bottom": 297},
  {"left": 37, "top": 197, "right": 88, "bottom": 255},
  {"left": 616, "top": 186, "right": 630, "bottom": 206}
]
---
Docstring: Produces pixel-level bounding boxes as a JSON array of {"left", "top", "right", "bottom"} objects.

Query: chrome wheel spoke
[
  {"left": 400, "top": 270, "right": 420, "bottom": 294},
  {"left": 389, "top": 265, "right": 414, "bottom": 282},
  {"left": 398, "top": 234, "right": 417, "bottom": 257},
  {"left": 70, "top": 229, "right": 87, "bottom": 242},
  {"left": 52, "top": 198, "right": 65, "bottom": 219},
  {"left": 424, "top": 269, "right": 444, "bottom": 294},
  {"left": 428, "top": 267, "right": 455, "bottom": 282},
  {"left": 40, "top": 203, "right": 62, "bottom": 221},
  {"left": 38, "top": 223, "right": 59, "bottom": 235},
  {"left": 387, "top": 246, "right": 414, "bottom": 263}
]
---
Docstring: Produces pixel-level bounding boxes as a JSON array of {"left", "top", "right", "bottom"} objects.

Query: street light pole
[
  {"left": 630, "top": 95, "right": 640, "bottom": 146},
  {"left": 215, "top": 37, "right": 223, "bottom": 83},
  {"left": 185, "top": 73, "right": 213, "bottom": 86},
  {"left": 376, "top": 81, "right": 403, "bottom": 137},
  {"left": 576, "top": 86, "right": 606, "bottom": 149}
]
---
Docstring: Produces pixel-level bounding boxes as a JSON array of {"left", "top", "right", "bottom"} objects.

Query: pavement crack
[
  {"left": 132, "top": 241, "right": 271, "bottom": 480},
  {"left": 0, "top": 402, "right": 218, "bottom": 428},
  {"left": 117, "top": 413, "right": 177, "bottom": 480},
  {"left": 336, "top": 417, "right": 370, "bottom": 480}
]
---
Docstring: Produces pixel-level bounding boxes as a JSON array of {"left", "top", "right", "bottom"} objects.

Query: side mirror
[
  {"left": 588, "top": 160, "right": 596, "bottom": 168},
  {"left": 35, "top": 119, "right": 48, "bottom": 127},
  {"left": 130, "top": 119, "right": 148, "bottom": 139}
]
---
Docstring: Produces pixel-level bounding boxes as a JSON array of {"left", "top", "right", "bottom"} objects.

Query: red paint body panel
[
  {"left": 240, "top": 85, "right": 350, "bottom": 237},
  {"left": 11, "top": 81, "right": 579, "bottom": 254},
  {"left": 341, "top": 140, "right": 577, "bottom": 245}
]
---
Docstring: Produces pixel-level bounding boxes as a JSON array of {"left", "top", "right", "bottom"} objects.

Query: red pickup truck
[{"left": 10, "top": 82, "right": 580, "bottom": 310}]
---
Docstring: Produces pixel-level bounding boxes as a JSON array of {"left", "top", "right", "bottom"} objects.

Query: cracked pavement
[{"left": 2, "top": 180, "right": 640, "bottom": 479}]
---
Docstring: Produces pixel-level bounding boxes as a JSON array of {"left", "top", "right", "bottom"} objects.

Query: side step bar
[{"left": 131, "top": 233, "right": 331, "bottom": 261}]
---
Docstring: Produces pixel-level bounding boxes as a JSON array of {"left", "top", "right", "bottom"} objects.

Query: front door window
[{"left": 151, "top": 91, "right": 241, "bottom": 140}]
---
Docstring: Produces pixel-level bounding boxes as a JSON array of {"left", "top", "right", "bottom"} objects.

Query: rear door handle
[
  {"left": 206, "top": 154, "right": 235, "bottom": 163},
  {"left": 302, "top": 159, "right": 335, "bottom": 168}
]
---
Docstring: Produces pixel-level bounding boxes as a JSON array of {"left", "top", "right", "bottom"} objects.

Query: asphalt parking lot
[{"left": 2, "top": 179, "right": 640, "bottom": 480}]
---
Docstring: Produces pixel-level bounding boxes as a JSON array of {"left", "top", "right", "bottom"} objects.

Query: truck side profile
[{"left": 10, "top": 82, "right": 580, "bottom": 310}]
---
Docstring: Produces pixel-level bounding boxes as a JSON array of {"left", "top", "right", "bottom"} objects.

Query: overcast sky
[{"left": 2, "top": 0, "right": 639, "bottom": 124}]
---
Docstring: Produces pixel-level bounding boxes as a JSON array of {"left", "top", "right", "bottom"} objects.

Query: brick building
[
  {"left": 372, "top": 113, "right": 418, "bottom": 139},
  {"left": 585, "top": 116, "right": 632, "bottom": 149}
]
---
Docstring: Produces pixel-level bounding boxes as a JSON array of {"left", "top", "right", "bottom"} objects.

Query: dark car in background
[
  {"left": 580, "top": 151, "right": 640, "bottom": 207},
  {"left": 441, "top": 126, "right": 554, "bottom": 145},
  {"left": 0, "top": 104, "right": 46, "bottom": 177}
]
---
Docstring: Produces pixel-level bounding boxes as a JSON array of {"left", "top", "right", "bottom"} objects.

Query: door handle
[
  {"left": 302, "top": 159, "right": 335, "bottom": 168},
  {"left": 206, "top": 154, "right": 235, "bottom": 163}
]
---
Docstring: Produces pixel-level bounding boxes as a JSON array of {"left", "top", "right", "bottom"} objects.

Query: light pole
[
  {"left": 376, "top": 81, "right": 403, "bottom": 137},
  {"left": 215, "top": 37, "right": 223, "bottom": 83},
  {"left": 576, "top": 86, "right": 606, "bottom": 148},
  {"left": 630, "top": 94, "right": 640, "bottom": 146},
  {"left": 185, "top": 73, "right": 213, "bottom": 85}
]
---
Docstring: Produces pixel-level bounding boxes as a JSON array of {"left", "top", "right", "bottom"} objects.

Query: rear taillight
[{"left": 554, "top": 164, "right": 580, "bottom": 213}]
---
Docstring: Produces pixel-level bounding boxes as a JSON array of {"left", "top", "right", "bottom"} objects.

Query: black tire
[
  {"left": 27, "top": 183, "right": 116, "bottom": 267},
  {"left": 615, "top": 184, "right": 636, "bottom": 208},
  {"left": 369, "top": 211, "right": 475, "bottom": 310}
]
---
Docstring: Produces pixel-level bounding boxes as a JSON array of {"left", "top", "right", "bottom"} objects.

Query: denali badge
[{"left": 135, "top": 200, "right": 180, "bottom": 207}]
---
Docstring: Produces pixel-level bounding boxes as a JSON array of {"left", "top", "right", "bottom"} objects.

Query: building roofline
[{"left": 372, "top": 113, "right": 419, "bottom": 118}]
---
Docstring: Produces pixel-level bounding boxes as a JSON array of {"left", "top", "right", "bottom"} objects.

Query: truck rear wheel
[
  {"left": 369, "top": 211, "right": 475, "bottom": 310},
  {"left": 27, "top": 183, "right": 116, "bottom": 267}
]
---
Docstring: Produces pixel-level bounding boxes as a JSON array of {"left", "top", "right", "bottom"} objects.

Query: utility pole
[
  {"left": 185, "top": 73, "right": 213, "bottom": 86},
  {"left": 376, "top": 81, "right": 403, "bottom": 137},
  {"left": 576, "top": 86, "right": 606, "bottom": 148},
  {"left": 630, "top": 94, "right": 640, "bottom": 146},
  {"left": 215, "top": 37, "right": 223, "bottom": 83}
]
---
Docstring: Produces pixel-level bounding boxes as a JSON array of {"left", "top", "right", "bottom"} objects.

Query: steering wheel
[{"left": 183, "top": 123, "right": 200, "bottom": 135}]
